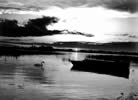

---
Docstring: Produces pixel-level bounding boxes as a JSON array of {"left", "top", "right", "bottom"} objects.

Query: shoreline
[{"left": 0, "top": 46, "right": 138, "bottom": 61}]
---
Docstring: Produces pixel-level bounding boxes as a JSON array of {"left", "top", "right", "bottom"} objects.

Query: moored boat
[{"left": 70, "top": 59, "right": 130, "bottom": 78}]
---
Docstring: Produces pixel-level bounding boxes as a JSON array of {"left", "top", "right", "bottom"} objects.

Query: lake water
[{"left": 0, "top": 51, "right": 138, "bottom": 100}]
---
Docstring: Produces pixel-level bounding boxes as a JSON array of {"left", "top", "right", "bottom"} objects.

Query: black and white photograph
[{"left": 0, "top": 0, "right": 138, "bottom": 100}]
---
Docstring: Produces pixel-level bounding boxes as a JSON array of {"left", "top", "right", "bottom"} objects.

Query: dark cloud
[
  {"left": 62, "top": 30, "right": 94, "bottom": 37},
  {"left": 0, "top": 16, "right": 94, "bottom": 37},
  {"left": 103, "top": 0, "right": 138, "bottom": 13},
  {"left": 0, "top": 6, "right": 22, "bottom": 10},
  {"left": 0, "top": 0, "right": 137, "bottom": 13},
  {"left": 0, "top": 16, "right": 60, "bottom": 37},
  {"left": 0, "top": 5, "right": 43, "bottom": 11},
  {"left": 0, "top": 0, "right": 7, "bottom": 3}
]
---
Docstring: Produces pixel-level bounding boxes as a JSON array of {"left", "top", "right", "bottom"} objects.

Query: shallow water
[{"left": 0, "top": 52, "right": 138, "bottom": 100}]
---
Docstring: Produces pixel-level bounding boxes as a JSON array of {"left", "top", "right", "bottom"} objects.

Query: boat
[{"left": 70, "top": 59, "right": 130, "bottom": 78}]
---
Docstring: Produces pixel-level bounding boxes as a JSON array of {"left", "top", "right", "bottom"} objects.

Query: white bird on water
[
  {"left": 17, "top": 83, "right": 24, "bottom": 89},
  {"left": 34, "top": 61, "right": 45, "bottom": 69}
]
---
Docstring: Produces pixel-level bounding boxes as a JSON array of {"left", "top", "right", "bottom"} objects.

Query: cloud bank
[
  {"left": 0, "top": 0, "right": 137, "bottom": 13},
  {"left": 0, "top": 16, "right": 94, "bottom": 37},
  {"left": 0, "top": 16, "right": 60, "bottom": 37}
]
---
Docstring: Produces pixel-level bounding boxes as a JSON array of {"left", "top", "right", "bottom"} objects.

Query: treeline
[
  {"left": 0, "top": 45, "right": 59, "bottom": 56},
  {"left": 0, "top": 16, "right": 61, "bottom": 37},
  {"left": 0, "top": 45, "right": 138, "bottom": 61}
]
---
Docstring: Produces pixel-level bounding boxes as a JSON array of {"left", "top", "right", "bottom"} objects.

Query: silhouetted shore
[
  {"left": 0, "top": 46, "right": 61, "bottom": 56},
  {"left": 0, "top": 45, "right": 138, "bottom": 61}
]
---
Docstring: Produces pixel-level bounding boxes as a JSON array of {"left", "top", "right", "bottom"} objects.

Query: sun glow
[
  {"left": 3, "top": 6, "right": 134, "bottom": 36},
  {"left": 1, "top": 6, "right": 137, "bottom": 43},
  {"left": 46, "top": 6, "right": 134, "bottom": 36},
  {"left": 73, "top": 48, "right": 80, "bottom": 52}
]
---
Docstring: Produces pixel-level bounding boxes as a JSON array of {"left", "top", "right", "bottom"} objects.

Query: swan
[
  {"left": 17, "top": 83, "right": 24, "bottom": 89},
  {"left": 34, "top": 61, "right": 45, "bottom": 67}
]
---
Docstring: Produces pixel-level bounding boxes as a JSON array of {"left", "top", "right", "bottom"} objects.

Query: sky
[{"left": 0, "top": 0, "right": 138, "bottom": 43}]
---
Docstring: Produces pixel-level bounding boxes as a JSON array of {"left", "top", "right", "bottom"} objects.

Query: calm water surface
[{"left": 0, "top": 52, "right": 138, "bottom": 100}]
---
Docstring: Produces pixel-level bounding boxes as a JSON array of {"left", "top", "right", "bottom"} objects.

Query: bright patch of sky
[{"left": 0, "top": 0, "right": 137, "bottom": 43}]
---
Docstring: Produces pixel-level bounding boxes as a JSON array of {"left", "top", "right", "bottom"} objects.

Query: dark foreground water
[{"left": 0, "top": 51, "right": 138, "bottom": 100}]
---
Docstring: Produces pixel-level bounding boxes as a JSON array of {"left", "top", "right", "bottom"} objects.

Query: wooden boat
[{"left": 70, "top": 59, "right": 130, "bottom": 78}]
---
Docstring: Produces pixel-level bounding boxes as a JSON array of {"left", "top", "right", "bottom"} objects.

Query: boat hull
[{"left": 71, "top": 59, "right": 130, "bottom": 78}]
